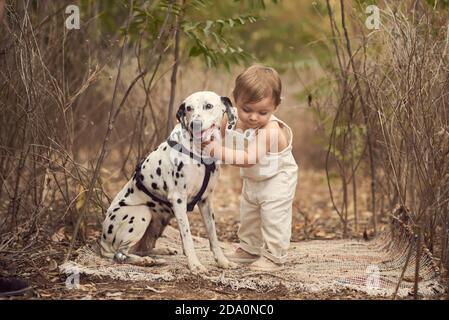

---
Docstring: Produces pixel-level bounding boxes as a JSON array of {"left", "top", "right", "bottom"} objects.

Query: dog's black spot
[
  {"left": 102, "top": 233, "right": 106, "bottom": 240},
  {"left": 140, "top": 174, "right": 144, "bottom": 181},
  {"left": 197, "top": 163, "right": 201, "bottom": 167},
  {"left": 142, "top": 165, "right": 146, "bottom": 169},
  {"left": 174, "top": 181, "right": 178, "bottom": 186},
  {"left": 151, "top": 183, "right": 158, "bottom": 190},
  {"left": 163, "top": 181, "right": 168, "bottom": 191},
  {"left": 130, "top": 188, "right": 134, "bottom": 193},
  {"left": 119, "top": 200, "right": 126, "bottom": 206},
  {"left": 129, "top": 228, "right": 134, "bottom": 233},
  {"left": 129, "top": 217, "right": 134, "bottom": 224},
  {"left": 108, "top": 224, "right": 113, "bottom": 234},
  {"left": 110, "top": 215, "right": 116, "bottom": 221},
  {"left": 113, "top": 207, "right": 120, "bottom": 212},
  {"left": 159, "top": 160, "right": 162, "bottom": 165},
  {"left": 177, "top": 161, "right": 184, "bottom": 172},
  {"left": 177, "top": 198, "right": 182, "bottom": 204},
  {"left": 147, "top": 202, "right": 156, "bottom": 208},
  {"left": 156, "top": 167, "right": 161, "bottom": 176},
  {"left": 123, "top": 214, "right": 128, "bottom": 220},
  {"left": 180, "top": 174, "right": 184, "bottom": 178},
  {"left": 142, "top": 218, "right": 146, "bottom": 222},
  {"left": 228, "top": 125, "right": 232, "bottom": 130},
  {"left": 212, "top": 213, "right": 215, "bottom": 220},
  {"left": 150, "top": 174, "right": 154, "bottom": 179},
  {"left": 174, "top": 158, "right": 178, "bottom": 166},
  {"left": 175, "top": 172, "right": 179, "bottom": 179},
  {"left": 112, "top": 236, "right": 116, "bottom": 245},
  {"left": 184, "top": 184, "right": 186, "bottom": 189},
  {"left": 163, "top": 146, "right": 167, "bottom": 151},
  {"left": 171, "top": 171, "right": 174, "bottom": 177},
  {"left": 124, "top": 188, "right": 131, "bottom": 197},
  {"left": 146, "top": 158, "right": 149, "bottom": 162}
]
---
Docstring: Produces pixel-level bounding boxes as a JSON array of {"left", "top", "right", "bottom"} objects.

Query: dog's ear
[
  {"left": 176, "top": 102, "right": 187, "bottom": 130},
  {"left": 221, "top": 97, "right": 236, "bottom": 130},
  {"left": 176, "top": 102, "right": 187, "bottom": 129},
  {"left": 221, "top": 96, "right": 232, "bottom": 109}
]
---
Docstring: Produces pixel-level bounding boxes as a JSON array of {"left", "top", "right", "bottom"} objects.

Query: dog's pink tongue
[{"left": 193, "top": 126, "right": 215, "bottom": 140}]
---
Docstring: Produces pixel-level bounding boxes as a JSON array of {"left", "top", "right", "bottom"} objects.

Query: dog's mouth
[{"left": 192, "top": 123, "right": 216, "bottom": 141}]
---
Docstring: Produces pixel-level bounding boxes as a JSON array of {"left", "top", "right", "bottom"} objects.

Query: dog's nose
[{"left": 190, "top": 119, "right": 202, "bottom": 131}]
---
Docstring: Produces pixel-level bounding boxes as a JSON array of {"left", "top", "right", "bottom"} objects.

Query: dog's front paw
[
  {"left": 139, "top": 256, "right": 166, "bottom": 266},
  {"left": 152, "top": 247, "right": 179, "bottom": 255},
  {"left": 217, "top": 258, "right": 238, "bottom": 269},
  {"left": 164, "top": 247, "right": 179, "bottom": 255},
  {"left": 189, "top": 261, "right": 208, "bottom": 274}
]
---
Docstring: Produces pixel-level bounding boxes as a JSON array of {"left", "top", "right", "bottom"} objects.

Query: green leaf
[
  {"left": 189, "top": 45, "right": 203, "bottom": 57},
  {"left": 203, "top": 20, "right": 213, "bottom": 36},
  {"left": 206, "top": 55, "right": 213, "bottom": 68},
  {"left": 211, "top": 32, "right": 222, "bottom": 44}
]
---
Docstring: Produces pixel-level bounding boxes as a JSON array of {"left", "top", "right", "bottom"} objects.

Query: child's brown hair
[{"left": 232, "top": 64, "right": 282, "bottom": 107}]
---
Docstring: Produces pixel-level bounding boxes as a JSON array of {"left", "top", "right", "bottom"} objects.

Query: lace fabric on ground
[{"left": 60, "top": 206, "right": 445, "bottom": 297}]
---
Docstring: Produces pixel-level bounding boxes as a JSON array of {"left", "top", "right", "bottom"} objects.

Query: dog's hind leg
[
  {"left": 134, "top": 212, "right": 178, "bottom": 256},
  {"left": 102, "top": 205, "right": 165, "bottom": 266},
  {"left": 198, "top": 198, "right": 237, "bottom": 269}
]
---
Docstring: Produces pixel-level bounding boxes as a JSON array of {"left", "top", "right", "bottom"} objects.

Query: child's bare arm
[
  {"left": 220, "top": 113, "right": 228, "bottom": 139},
  {"left": 206, "top": 121, "right": 279, "bottom": 167}
]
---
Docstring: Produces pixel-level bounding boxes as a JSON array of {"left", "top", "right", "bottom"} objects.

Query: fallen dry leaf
[
  {"left": 105, "top": 292, "right": 123, "bottom": 297},
  {"left": 51, "top": 227, "right": 66, "bottom": 242},
  {"left": 48, "top": 259, "right": 58, "bottom": 271}
]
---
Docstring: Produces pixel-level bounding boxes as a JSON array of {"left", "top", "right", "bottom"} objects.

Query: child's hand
[
  {"left": 201, "top": 139, "right": 213, "bottom": 150},
  {"left": 201, "top": 138, "right": 219, "bottom": 158}
]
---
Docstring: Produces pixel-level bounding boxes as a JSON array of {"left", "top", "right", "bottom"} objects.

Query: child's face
[{"left": 236, "top": 96, "right": 276, "bottom": 129}]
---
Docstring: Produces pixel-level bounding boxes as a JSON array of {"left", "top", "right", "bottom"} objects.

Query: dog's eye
[
  {"left": 205, "top": 104, "right": 213, "bottom": 110},
  {"left": 186, "top": 106, "right": 192, "bottom": 112}
]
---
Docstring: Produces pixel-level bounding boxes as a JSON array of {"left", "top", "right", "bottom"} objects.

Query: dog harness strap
[
  {"left": 167, "top": 138, "right": 216, "bottom": 212},
  {"left": 186, "top": 162, "right": 215, "bottom": 211},
  {"left": 134, "top": 160, "right": 173, "bottom": 209}
]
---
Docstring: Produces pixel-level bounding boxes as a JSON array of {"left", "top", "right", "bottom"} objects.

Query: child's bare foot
[
  {"left": 225, "top": 247, "right": 259, "bottom": 264},
  {"left": 248, "top": 256, "right": 283, "bottom": 271}
]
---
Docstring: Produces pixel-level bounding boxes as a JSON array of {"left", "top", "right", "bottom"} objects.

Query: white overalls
[{"left": 227, "top": 114, "right": 298, "bottom": 264}]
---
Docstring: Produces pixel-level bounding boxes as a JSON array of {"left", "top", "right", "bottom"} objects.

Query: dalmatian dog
[{"left": 100, "top": 91, "right": 237, "bottom": 273}]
